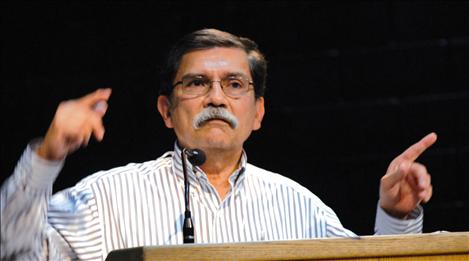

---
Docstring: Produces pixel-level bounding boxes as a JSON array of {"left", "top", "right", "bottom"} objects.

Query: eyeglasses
[{"left": 173, "top": 75, "right": 254, "bottom": 98}]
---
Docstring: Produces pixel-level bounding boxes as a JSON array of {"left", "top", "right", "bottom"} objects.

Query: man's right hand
[{"left": 37, "top": 88, "right": 112, "bottom": 161}]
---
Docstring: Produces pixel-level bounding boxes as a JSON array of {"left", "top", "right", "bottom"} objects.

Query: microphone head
[{"left": 186, "top": 149, "right": 206, "bottom": 166}]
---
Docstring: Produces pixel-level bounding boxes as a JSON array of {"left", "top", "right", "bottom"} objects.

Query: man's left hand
[{"left": 379, "top": 133, "right": 437, "bottom": 219}]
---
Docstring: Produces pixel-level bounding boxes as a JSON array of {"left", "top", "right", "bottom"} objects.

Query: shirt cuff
[
  {"left": 27, "top": 139, "right": 65, "bottom": 190},
  {"left": 374, "top": 201, "right": 423, "bottom": 235}
]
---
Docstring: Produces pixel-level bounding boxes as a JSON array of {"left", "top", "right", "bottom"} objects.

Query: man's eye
[
  {"left": 227, "top": 80, "right": 243, "bottom": 89},
  {"left": 186, "top": 78, "right": 206, "bottom": 87}
]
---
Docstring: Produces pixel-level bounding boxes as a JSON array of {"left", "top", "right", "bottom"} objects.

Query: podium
[{"left": 106, "top": 231, "right": 469, "bottom": 260}]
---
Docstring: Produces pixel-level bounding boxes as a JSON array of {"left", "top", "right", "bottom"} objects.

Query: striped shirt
[{"left": 1, "top": 142, "right": 423, "bottom": 260}]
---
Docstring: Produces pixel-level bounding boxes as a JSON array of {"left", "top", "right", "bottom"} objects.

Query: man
[{"left": 1, "top": 29, "right": 436, "bottom": 260}]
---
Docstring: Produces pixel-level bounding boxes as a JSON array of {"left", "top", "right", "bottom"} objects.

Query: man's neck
[{"left": 199, "top": 148, "right": 242, "bottom": 200}]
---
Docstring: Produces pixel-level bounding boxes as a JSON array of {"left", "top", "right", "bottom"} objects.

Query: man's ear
[
  {"left": 253, "top": 97, "right": 265, "bottom": 131},
  {"left": 157, "top": 95, "right": 174, "bottom": 128}
]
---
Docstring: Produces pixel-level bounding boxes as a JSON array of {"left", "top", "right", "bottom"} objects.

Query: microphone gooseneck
[{"left": 181, "top": 148, "right": 206, "bottom": 244}]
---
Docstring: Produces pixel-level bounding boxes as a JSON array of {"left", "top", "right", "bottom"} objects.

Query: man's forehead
[
  {"left": 177, "top": 48, "right": 250, "bottom": 73},
  {"left": 202, "top": 60, "right": 229, "bottom": 68}
]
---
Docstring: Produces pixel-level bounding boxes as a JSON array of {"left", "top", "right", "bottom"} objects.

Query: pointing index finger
[{"left": 399, "top": 132, "right": 437, "bottom": 162}]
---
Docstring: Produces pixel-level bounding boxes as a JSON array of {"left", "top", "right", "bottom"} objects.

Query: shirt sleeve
[
  {"left": 374, "top": 201, "right": 423, "bottom": 235},
  {"left": 323, "top": 206, "right": 359, "bottom": 238},
  {"left": 0, "top": 142, "right": 76, "bottom": 260}
]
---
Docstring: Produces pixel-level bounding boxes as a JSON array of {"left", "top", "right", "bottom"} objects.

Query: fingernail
[
  {"left": 93, "top": 101, "right": 107, "bottom": 112},
  {"left": 419, "top": 178, "right": 426, "bottom": 187}
]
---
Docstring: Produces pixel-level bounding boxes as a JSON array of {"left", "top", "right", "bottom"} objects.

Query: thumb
[
  {"left": 79, "top": 88, "right": 112, "bottom": 107},
  {"left": 381, "top": 161, "right": 411, "bottom": 190},
  {"left": 93, "top": 100, "right": 109, "bottom": 117}
]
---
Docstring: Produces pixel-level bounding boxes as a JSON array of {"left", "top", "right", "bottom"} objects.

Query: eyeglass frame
[{"left": 172, "top": 74, "right": 254, "bottom": 98}]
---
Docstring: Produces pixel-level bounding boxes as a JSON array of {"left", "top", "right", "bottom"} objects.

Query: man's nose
[{"left": 204, "top": 81, "right": 228, "bottom": 106}]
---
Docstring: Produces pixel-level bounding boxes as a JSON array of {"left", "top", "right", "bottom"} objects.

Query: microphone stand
[{"left": 181, "top": 148, "right": 194, "bottom": 243}]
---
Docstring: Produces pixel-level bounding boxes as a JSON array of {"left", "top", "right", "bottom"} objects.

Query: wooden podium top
[{"left": 106, "top": 231, "right": 469, "bottom": 260}]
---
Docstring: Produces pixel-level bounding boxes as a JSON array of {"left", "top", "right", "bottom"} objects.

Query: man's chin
[{"left": 197, "top": 136, "right": 235, "bottom": 151}]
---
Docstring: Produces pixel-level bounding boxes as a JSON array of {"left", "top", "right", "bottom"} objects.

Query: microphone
[
  {"left": 181, "top": 148, "right": 206, "bottom": 243},
  {"left": 185, "top": 148, "right": 206, "bottom": 167}
]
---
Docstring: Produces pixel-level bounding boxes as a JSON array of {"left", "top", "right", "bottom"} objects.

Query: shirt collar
[{"left": 171, "top": 141, "right": 247, "bottom": 186}]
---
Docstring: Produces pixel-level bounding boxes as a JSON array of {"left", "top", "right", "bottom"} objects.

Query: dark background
[{"left": 1, "top": 1, "right": 468, "bottom": 235}]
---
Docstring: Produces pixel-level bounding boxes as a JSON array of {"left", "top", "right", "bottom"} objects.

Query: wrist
[{"left": 36, "top": 141, "right": 66, "bottom": 161}]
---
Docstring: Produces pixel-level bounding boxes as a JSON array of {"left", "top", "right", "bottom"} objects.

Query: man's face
[{"left": 157, "top": 47, "right": 265, "bottom": 153}]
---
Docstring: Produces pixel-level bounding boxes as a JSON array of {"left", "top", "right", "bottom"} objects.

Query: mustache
[{"left": 193, "top": 107, "right": 238, "bottom": 129}]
